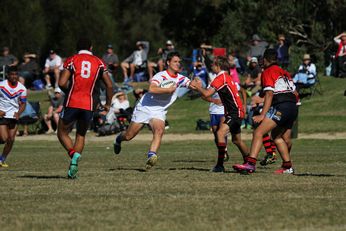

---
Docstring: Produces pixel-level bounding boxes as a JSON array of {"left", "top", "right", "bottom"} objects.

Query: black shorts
[
  {"left": 266, "top": 102, "right": 298, "bottom": 129},
  {"left": 60, "top": 107, "right": 93, "bottom": 124},
  {"left": 224, "top": 116, "right": 242, "bottom": 134},
  {"left": 0, "top": 118, "right": 17, "bottom": 127}
]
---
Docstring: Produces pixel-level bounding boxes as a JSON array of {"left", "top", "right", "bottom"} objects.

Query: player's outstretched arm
[
  {"left": 149, "top": 83, "right": 176, "bottom": 94},
  {"left": 191, "top": 78, "right": 215, "bottom": 98}
]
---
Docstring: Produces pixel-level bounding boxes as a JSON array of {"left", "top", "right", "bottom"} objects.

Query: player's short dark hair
[
  {"left": 214, "top": 56, "right": 230, "bottom": 71},
  {"left": 6, "top": 65, "right": 18, "bottom": 73},
  {"left": 263, "top": 48, "right": 277, "bottom": 63},
  {"left": 166, "top": 51, "right": 181, "bottom": 65},
  {"left": 76, "top": 38, "right": 92, "bottom": 51}
]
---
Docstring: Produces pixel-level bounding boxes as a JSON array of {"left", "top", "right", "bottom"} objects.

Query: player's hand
[
  {"left": 103, "top": 105, "right": 111, "bottom": 112},
  {"left": 253, "top": 114, "right": 264, "bottom": 124},
  {"left": 0, "top": 110, "right": 5, "bottom": 118},
  {"left": 14, "top": 112, "right": 19, "bottom": 120},
  {"left": 191, "top": 78, "right": 202, "bottom": 89}
]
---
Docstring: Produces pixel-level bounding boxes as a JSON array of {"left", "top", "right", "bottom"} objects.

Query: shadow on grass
[
  {"left": 109, "top": 167, "right": 147, "bottom": 172},
  {"left": 294, "top": 173, "right": 337, "bottom": 177},
  {"left": 168, "top": 167, "right": 210, "bottom": 172},
  {"left": 19, "top": 175, "right": 66, "bottom": 179},
  {"left": 172, "top": 160, "right": 211, "bottom": 163}
]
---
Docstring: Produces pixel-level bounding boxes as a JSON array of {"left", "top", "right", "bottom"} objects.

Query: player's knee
[
  {"left": 154, "top": 127, "right": 165, "bottom": 137},
  {"left": 232, "top": 138, "right": 241, "bottom": 146},
  {"left": 0, "top": 134, "right": 8, "bottom": 143}
]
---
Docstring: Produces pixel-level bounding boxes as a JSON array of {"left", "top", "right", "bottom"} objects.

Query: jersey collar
[
  {"left": 78, "top": 50, "right": 93, "bottom": 55},
  {"left": 166, "top": 70, "right": 178, "bottom": 78},
  {"left": 7, "top": 80, "right": 18, "bottom": 88}
]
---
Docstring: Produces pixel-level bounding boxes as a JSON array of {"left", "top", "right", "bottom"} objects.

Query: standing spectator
[
  {"left": 334, "top": 32, "right": 346, "bottom": 77},
  {"left": 0, "top": 66, "right": 27, "bottom": 167},
  {"left": 57, "top": 38, "right": 113, "bottom": 179},
  {"left": 0, "top": 47, "right": 18, "bottom": 67},
  {"left": 148, "top": 40, "right": 175, "bottom": 80},
  {"left": 247, "top": 34, "right": 268, "bottom": 61},
  {"left": 120, "top": 41, "right": 149, "bottom": 83},
  {"left": 43, "top": 50, "right": 62, "bottom": 89},
  {"left": 44, "top": 87, "right": 64, "bottom": 134},
  {"left": 228, "top": 54, "right": 241, "bottom": 88},
  {"left": 18, "top": 53, "right": 40, "bottom": 88},
  {"left": 102, "top": 44, "right": 119, "bottom": 82},
  {"left": 275, "top": 34, "right": 291, "bottom": 69}
]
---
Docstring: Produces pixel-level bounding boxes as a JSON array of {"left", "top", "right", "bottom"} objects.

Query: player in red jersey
[
  {"left": 58, "top": 38, "right": 113, "bottom": 179},
  {"left": 233, "top": 48, "right": 298, "bottom": 174},
  {"left": 191, "top": 56, "right": 249, "bottom": 172}
]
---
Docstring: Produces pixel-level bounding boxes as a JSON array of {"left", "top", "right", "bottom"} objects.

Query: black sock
[{"left": 282, "top": 161, "right": 292, "bottom": 169}]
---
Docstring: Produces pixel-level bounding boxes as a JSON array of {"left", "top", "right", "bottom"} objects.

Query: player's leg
[
  {"left": 271, "top": 127, "right": 294, "bottom": 174},
  {"left": 57, "top": 119, "right": 75, "bottom": 153},
  {"left": 228, "top": 117, "right": 249, "bottom": 161},
  {"left": 211, "top": 122, "right": 229, "bottom": 172},
  {"left": 73, "top": 119, "right": 89, "bottom": 154},
  {"left": 113, "top": 121, "right": 144, "bottom": 154},
  {"left": 0, "top": 124, "right": 10, "bottom": 167},
  {"left": 260, "top": 133, "right": 277, "bottom": 166},
  {"left": 145, "top": 118, "right": 165, "bottom": 169}
]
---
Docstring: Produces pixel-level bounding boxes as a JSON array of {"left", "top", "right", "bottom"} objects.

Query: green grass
[
  {"left": 26, "top": 77, "right": 346, "bottom": 134},
  {"left": 1, "top": 139, "right": 346, "bottom": 230}
]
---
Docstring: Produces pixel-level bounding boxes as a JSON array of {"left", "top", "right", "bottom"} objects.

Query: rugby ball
[{"left": 160, "top": 80, "right": 175, "bottom": 88}]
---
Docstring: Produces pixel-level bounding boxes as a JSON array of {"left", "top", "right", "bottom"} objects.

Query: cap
[
  {"left": 303, "top": 54, "right": 311, "bottom": 60},
  {"left": 107, "top": 44, "right": 113, "bottom": 49},
  {"left": 54, "top": 87, "right": 62, "bottom": 94},
  {"left": 252, "top": 34, "right": 261, "bottom": 41},
  {"left": 136, "top": 41, "right": 143, "bottom": 46},
  {"left": 49, "top": 50, "right": 55, "bottom": 54},
  {"left": 250, "top": 57, "right": 258, "bottom": 63},
  {"left": 166, "top": 40, "right": 173, "bottom": 45}
]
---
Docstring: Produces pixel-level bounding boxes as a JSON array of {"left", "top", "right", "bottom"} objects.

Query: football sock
[
  {"left": 246, "top": 156, "right": 257, "bottom": 166},
  {"left": 262, "top": 134, "right": 273, "bottom": 155},
  {"left": 271, "top": 141, "right": 277, "bottom": 153},
  {"left": 115, "top": 134, "right": 122, "bottom": 144},
  {"left": 217, "top": 142, "right": 226, "bottom": 166},
  {"left": 147, "top": 151, "right": 156, "bottom": 158},
  {"left": 282, "top": 161, "right": 292, "bottom": 169},
  {"left": 68, "top": 148, "right": 76, "bottom": 159}
]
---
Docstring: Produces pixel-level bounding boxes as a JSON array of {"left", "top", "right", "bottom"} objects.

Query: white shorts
[{"left": 131, "top": 107, "right": 166, "bottom": 124}]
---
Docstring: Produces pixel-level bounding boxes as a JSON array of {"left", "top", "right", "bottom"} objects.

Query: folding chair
[
  {"left": 0, "top": 65, "right": 6, "bottom": 81},
  {"left": 18, "top": 101, "right": 43, "bottom": 134}
]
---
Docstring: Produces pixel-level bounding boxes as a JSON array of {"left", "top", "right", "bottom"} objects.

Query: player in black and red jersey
[
  {"left": 191, "top": 56, "right": 249, "bottom": 172},
  {"left": 58, "top": 38, "right": 113, "bottom": 179},
  {"left": 233, "top": 48, "right": 298, "bottom": 174}
]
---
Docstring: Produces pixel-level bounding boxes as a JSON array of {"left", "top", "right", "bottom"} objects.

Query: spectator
[
  {"left": 121, "top": 41, "right": 149, "bottom": 83},
  {"left": 193, "top": 57, "right": 208, "bottom": 88},
  {"left": 102, "top": 44, "right": 119, "bottom": 82},
  {"left": 44, "top": 87, "right": 64, "bottom": 134},
  {"left": 334, "top": 32, "right": 346, "bottom": 77},
  {"left": 18, "top": 53, "right": 40, "bottom": 88},
  {"left": 247, "top": 34, "right": 268, "bottom": 61},
  {"left": 0, "top": 46, "right": 18, "bottom": 67},
  {"left": 43, "top": 49, "right": 62, "bottom": 89},
  {"left": 228, "top": 54, "right": 241, "bottom": 89},
  {"left": 106, "top": 91, "right": 130, "bottom": 124},
  {"left": 293, "top": 54, "right": 317, "bottom": 85},
  {"left": 148, "top": 40, "right": 175, "bottom": 80},
  {"left": 18, "top": 101, "right": 37, "bottom": 136},
  {"left": 243, "top": 57, "right": 262, "bottom": 96},
  {"left": 275, "top": 34, "right": 291, "bottom": 69}
]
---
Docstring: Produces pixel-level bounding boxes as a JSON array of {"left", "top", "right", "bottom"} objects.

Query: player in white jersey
[
  {"left": 113, "top": 52, "right": 195, "bottom": 169},
  {"left": 0, "top": 66, "right": 27, "bottom": 167}
]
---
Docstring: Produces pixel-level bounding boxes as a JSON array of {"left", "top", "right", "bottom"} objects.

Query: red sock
[
  {"left": 262, "top": 134, "right": 272, "bottom": 154},
  {"left": 271, "top": 141, "right": 277, "bottom": 153},
  {"left": 68, "top": 148, "right": 76, "bottom": 158},
  {"left": 246, "top": 156, "right": 257, "bottom": 166}
]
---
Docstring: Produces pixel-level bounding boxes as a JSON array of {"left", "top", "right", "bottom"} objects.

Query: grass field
[{"left": 1, "top": 139, "right": 346, "bottom": 230}]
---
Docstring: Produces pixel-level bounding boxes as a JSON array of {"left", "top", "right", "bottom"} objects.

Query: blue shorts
[
  {"left": 210, "top": 114, "right": 224, "bottom": 127},
  {"left": 266, "top": 102, "right": 298, "bottom": 129},
  {"left": 60, "top": 107, "right": 93, "bottom": 124}
]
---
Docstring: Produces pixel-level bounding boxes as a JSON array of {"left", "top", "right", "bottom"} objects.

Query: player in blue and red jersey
[
  {"left": 191, "top": 56, "right": 249, "bottom": 172},
  {"left": 58, "top": 38, "right": 113, "bottom": 179},
  {"left": 233, "top": 48, "right": 298, "bottom": 174}
]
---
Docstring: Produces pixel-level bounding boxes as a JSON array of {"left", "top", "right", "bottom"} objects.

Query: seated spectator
[
  {"left": 293, "top": 54, "right": 317, "bottom": 85},
  {"left": 44, "top": 87, "right": 64, "bottom": 134},
  {"left": 106, "top": 91, "right": 130, "bottom": 124},
  {"left": 275, "top": 34, "right": 291, "bottom": 69},
  {"left": 0, "top": 46, "right": 18, "bottom": 67},
  {"left": 243, "top": 57, "right": 262, "bottom": 96},
  {"left": 121, "top": 41, "right": 149, "bottom": 83},
  {"left": 102, "top": 44, "right": 119, "bottom": 82},
  {"left": 334, "top": 32, "right": 346, "bottom": 77},
  {"left": 43, "top": 50, "right": 62, "bottom": 89},
  {"left": 18, "top": 53, "right": 40, "bottom": 88},
  {"left": 18, "top": 101, "right": 38, "bottom": 136},
  {"left": 148, "top": 40, "right": 175, "bottom": 81}
]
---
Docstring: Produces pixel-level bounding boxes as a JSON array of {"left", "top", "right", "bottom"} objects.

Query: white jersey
[
  {"left": 209, "top": 92, "right": 224, "bottom": 115},
  {"left": 133, "top": 70, "right": 190, "bottom": 122},
  {"left": 0, "top": 80, "right": 27, "bottom": 119}
]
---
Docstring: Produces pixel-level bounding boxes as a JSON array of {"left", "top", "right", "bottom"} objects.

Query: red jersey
[
  {"left": 210, "top": 71, "right": 244, "bottom": 119},
  {"left": 261, "top": 64, "right": 296, "bottom": 105},
  {"left": 63, "top": 50, "right": 107, "bottom": 111}
]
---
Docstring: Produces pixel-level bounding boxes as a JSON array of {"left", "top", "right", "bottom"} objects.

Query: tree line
[{"left": 1, "top": 0, "right": 345, "bottom": 70}]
